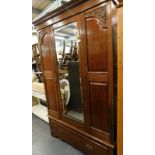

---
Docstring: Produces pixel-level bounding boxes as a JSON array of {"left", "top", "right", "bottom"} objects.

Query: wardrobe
[{"left": 33, "top": 0, "right": 123, "bottom": 155}]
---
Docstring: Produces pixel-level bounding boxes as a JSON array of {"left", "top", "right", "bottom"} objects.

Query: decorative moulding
[
  {"left": 39, "top": 31, "right": 48, "bottom": 45},
  {"left": 85, "top": 5, "right": 107, "bottom": 30}
]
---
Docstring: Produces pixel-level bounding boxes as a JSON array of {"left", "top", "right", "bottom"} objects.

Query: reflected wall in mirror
[{"left": 54, "top": 22, "right": 84, "bottom": 122}]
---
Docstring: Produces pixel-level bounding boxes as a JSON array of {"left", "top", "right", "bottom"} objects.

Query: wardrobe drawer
[{"left": 50, "top": 119, "right": 114, "bottom": 155}]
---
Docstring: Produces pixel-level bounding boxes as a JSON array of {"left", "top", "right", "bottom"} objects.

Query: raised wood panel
[
  {"left": 85, "top": 5, "right": 108, "bottom": 72},
  {"left": 83, "top": 3, "right": 115, "bottom": 144},
  {"left": 39, "top": 28, "right": 53, "bottom": 70},
  {"left": 89, "top": 82, "right": 109, "bottom": 133},
  {"left": 44, "top": 77, "right": 58, "bottom": 112}
]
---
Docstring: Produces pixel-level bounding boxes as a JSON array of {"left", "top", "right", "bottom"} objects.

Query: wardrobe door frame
[
  {"left": 51, "top": 15, "right": 87, "bottom": 131},
  {"left": 79, "top": 1, "right": 116, "bottom": 144}
]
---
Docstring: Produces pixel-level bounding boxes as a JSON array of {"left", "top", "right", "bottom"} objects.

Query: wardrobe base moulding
[{"left": 49, "top": 117, "right": 116, "bottom": 155}]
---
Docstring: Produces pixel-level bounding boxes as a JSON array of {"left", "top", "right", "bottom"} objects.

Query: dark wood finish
[
  {"left": 90, "top": 82, "right": 109, "bottom": 132},
  {"left": 49, "top": 115, "right": 114, "bottom": 148},
  {"left": 81, "top": 2, "right": 115, "bottom": 144},
  {"left": 85, "top": 5, "right": 108, "bottom": 72},
  {"left": 44, "top": 77, "right": 57, "bottom": 111},
  {"left": 38, "top": 28, "right": 53, "bottom": 70},
  {"left": 38, "top": 27, "right": 60, "bottom": 118},
  {"left": 88, "top": 72, "right": 109, "bottom": 82},
  {"left": 34, "top": 0, "right": 119, "bottom": 154},
  {"left": 50, "top": 118, "right": 114, "bottom": 155},
  {"left": 76, "top": 13, "right": 91, "bottom": 132}
]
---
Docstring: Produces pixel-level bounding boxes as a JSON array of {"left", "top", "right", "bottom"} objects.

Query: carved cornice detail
[
  {"left": 85, "top": 5, "right": 107, "bottom": 30},
  {"left": 39, "top": 31, "right": 48, "bottom": 45}
]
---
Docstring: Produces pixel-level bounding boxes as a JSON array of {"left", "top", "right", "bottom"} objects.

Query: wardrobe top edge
[
  {"left": 32, "top": 0, "right": 109, "bottom": 28},
  {"left": 32, "top": 0, "right": 88, "bottom": 26}
]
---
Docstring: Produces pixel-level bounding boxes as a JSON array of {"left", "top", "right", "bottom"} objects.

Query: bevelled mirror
[{"left": 54, "top": 22, "right": 84, "bottom": 122}]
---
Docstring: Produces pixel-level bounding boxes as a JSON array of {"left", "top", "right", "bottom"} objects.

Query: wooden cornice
[
  {"left": 32, "top": 0, "right": 88, "bottom": 26},
  {"left": 112, "top": 0, "right": 123, "bottom": 8}
]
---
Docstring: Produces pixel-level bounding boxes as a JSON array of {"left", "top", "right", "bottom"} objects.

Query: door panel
[
  {"left": 89, "top": 82, "right": 109, "bottom": 133},
  {"left": 85, "top": 17, "right": 107, "bottom": 72},
  {"left": 83, "top": 3, "right": 114, "bottom": 142}
]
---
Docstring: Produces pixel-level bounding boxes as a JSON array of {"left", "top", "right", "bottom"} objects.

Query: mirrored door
[{"left": 54, "top": 22, "right": 84, "bottom": 122}]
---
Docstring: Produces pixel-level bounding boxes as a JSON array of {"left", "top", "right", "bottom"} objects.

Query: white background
[{"left": 0, "top": 0, "right": 155, "bottom": 154}]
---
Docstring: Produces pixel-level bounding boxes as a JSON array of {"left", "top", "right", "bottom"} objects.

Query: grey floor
[{"left": 32, "top": 114, "right": 84, "bottom": 155}]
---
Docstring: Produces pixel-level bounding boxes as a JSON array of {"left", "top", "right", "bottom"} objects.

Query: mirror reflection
[{"left": 54, "top": 22, "right": 84, "bottom": 122}]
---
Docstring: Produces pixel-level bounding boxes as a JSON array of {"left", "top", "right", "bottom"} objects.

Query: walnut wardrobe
[{"left": 33, "top": 0, "right": 123, "bottom": 155}]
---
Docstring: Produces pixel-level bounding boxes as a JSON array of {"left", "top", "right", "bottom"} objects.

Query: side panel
[
  {"left": 38, "top": 27, "right": 59, "bottom": 118},
  {"left": 117, "top": 5, "right": 123, "bottom": 155}
]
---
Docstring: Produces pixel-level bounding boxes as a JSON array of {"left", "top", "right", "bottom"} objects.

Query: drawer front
[{"left": 50, "top": 119, "right": 114, "bottom": 155}]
